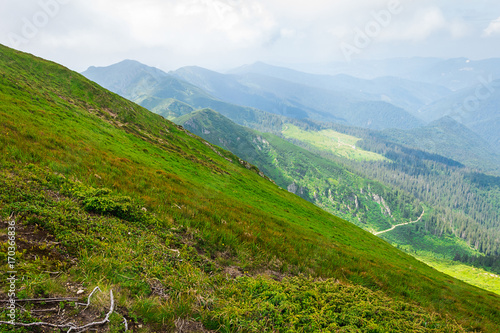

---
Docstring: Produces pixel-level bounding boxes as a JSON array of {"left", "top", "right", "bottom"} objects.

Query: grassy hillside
[
  {"left": 175, "top": 109, "right": 500, "bottom": 294},
  {"left": 1, "top": 44, "right": 500, "bottom": 332},
  {"left": 281, "top": 124, "right": 385, "bottom": 162},
  {"left": 176, "top": 109, "right": 422, "bottom": 234}
]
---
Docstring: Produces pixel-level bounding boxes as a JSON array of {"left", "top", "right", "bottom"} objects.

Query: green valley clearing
[{"left": 282, "top": 124, "right": 386, "bottom": 161}]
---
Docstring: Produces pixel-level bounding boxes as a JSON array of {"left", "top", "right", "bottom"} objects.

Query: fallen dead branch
[
  {"left": 67, "top": 289, "right": 114, "bottom": 333},
  {"left": 0, "top": 297, "right": 79, "bottom": 303},
  {"left": 0, "top": 288, "right": 116, "bottom": 333},
  {"left": 77, "top": 286, "right": 101, "bottom": 310}
]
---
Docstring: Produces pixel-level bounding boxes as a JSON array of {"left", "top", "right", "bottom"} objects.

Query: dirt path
[{"left": 374, "top": 208, "right": 425, "bottom": 236}]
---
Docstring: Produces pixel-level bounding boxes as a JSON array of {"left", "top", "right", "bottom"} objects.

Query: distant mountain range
[
  {"left": 84, "top": 60, "right": 425, "bottom": 131},
  {"left": 171, "top": 65, "right": 426, "bottom": 130},
  {"left": 291, "top": 57, "right": 500, "bottom": 90},
  {"left": 417, "top": 80, "right": 500, "bottom": 151},
  {"left": 82, "top": 58, "right": 500, "bottom": 174},
  {"left": 379, "top": 116, "right": 500, "bottom": 173},
  {"left": 227, "top": 61, "right": 451, "bottom": 114},
  {"left": 224, "top": 61, "right": 499, "bottom": 149},
  {"left": 83, "top": 60, "right": 289, "bottom": 132}
]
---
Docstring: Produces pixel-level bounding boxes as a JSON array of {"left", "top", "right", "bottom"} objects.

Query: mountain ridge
[
  {"left": 379, "top": 116, "right": 500, "bottom": 174},
  {"left": 171, "top": 64, "right": 425, "bottom": 130},
  {"left": 285, "top": 57, "right": 500, "bottom": 90},
  {"left": 228, "top": 61, "right": 452, "bottom": 114},
  {"left": 82, "top": 60, "right": 301, "bottom": 132}
]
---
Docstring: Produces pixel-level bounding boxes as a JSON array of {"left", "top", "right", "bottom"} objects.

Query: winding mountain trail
[{"left": 374, "top": 208, "right": 425, "bottom": 236}]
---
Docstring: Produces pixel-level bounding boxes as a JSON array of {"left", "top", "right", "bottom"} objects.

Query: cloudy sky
[{"left": 1, "top": 0, "right": 500, "bottom": 73}]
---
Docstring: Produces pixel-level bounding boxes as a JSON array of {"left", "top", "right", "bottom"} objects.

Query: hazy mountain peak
[
  {"left": 228, "top": 61, "right": 272, "bottom": 73},
  {"left": 84, "top": 59, "right": 152, "bottom": 73},
  {"left": 82, "top": 59, "right": 172, "bottom": 98},
  {"left": 172, "top": 65, "right": 224, "bottom": 77}
]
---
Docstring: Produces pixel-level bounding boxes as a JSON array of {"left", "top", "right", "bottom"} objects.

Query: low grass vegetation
[
  {"left": 0, "top": 163, "right": 472, "bottom": 332},
  {"left": 416, "top": 255, "right": 500, "bottom": 296},
  {"left": 380, "top": 223, "right": 500, "bottom": 296}
]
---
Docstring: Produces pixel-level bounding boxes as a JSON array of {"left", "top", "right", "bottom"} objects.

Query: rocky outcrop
[
  {"left": 373, "top": 194, "right": 392, "bottom": 217},
  {"left": 287, "top": 183, "right": 298, "bottom": 194}
]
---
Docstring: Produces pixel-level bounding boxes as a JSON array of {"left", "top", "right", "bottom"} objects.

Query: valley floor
[{"left": 416, "top": 254, "right": 500, "bottom": 296}]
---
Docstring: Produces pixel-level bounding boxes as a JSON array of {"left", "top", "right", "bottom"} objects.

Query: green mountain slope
[
  {"left": 175, "top": 109, "right": 423, "bottom": 234},
  {"left": 175, "top": 109, "right": 500, "bottom": 285},
  {"left": 1, "top": 44, "right": 500, "bottom": 331}
]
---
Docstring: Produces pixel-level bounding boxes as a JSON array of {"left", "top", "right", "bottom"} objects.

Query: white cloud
[
  {"left": 483, "top": 17, "right": 500, "bottom": 36},
  {"left": 1, "top": 0, "right": 500, "bottom": 71},
  {"left": 448, "top": 20, "right": 471, "bottom": 39},
  {"left": 88, "top": 0, "right": 277, "bottom": 50},
  {"left": 380, "top": 7, "right": 445, "bottom": 42},
  {"left": 368, "top": 5, "right": 473, "bottom": 43},
  {"left": 175, "top": 0, "right": 276, "bottom": 45}
]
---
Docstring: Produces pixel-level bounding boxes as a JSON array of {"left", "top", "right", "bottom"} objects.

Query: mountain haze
[
  {"left": 418, "top": 80, "right": 500, "bottom": 152},
  {"left": 229, "top": 61, "right": 452, "bottom": 114},
  {"left": 84, "top": 61, "right": 426, "bottom": 131},
  {"left": 171, "top": 65, "right": 425, "bottom": 130},
  {"left": 293, "top": 57, "right": 500, "bottom": 91},
  {"left": 380, "top": 116, "right": 500, "bottom": 174}
]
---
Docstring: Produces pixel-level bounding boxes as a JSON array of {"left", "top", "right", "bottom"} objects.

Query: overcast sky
[{"left": 1, "top": 0, "right": 500, "bottom": 73}]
